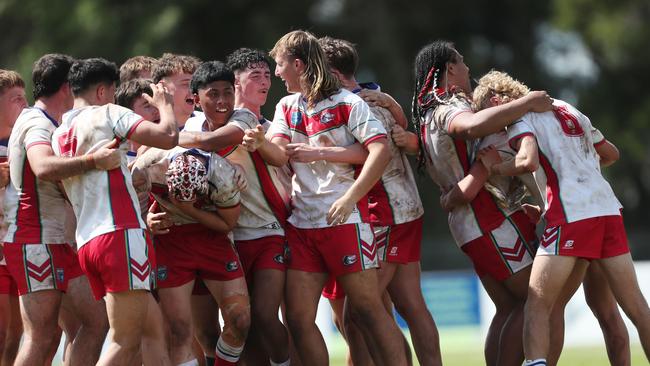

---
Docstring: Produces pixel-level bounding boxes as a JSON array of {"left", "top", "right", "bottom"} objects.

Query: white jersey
[
  {"left": 0, "top": 139, "right": 7, "bottom": 265},
  {"left": 3, "top": 108, "right": 69, "bottom": 244},
  {"left": 420, "top": 95, "right": 506, "bottom": 246},
  {"left": 507, "top": 99, "right": 621, "bottom": 226},
  {"left": 357, "top": 84, "right": 423, "bottom": 226},
  {"left": 133, "top": 147, "right": 241, "bottom": 225},
  {"left": 52, "top": 104, "right": 147, "bottom": 247},
  {"left": 184, "top": 109, "right": 291, "bottom": 240},
  {"left": 268, "top": 89, "right": 387, "bottom": 228}
]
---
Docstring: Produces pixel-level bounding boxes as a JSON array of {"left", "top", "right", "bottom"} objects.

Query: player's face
[
  {"left": 196, "top": 80, "right": 235, "bottom": 127},
  {"left": 163, "top": 72, "right": 195, "bottom": 120},
  {"left": 449, "top": 50, "right": 471, "bottom": 93},
  {"left": 131, "top": 96, "right": 160, "bottom": 123},
  {"left": 0, "top": 86, "right": 27, "bottom": 128},
  {"left": 274, "top": 53, "right": 302, "bottom": 93},
  {"left": 236, "top": 62, "right": 271, "bottom": 108}
]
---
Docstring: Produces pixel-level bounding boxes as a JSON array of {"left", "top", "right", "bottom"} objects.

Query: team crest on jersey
[
  {"left": 389, "top": 247, "right": 399, "bottom": 256},
  {"left": 291, "top": 111, "right": 302, "bottom": 126},
  {"left": 157, "top": 266, "right": 168, "bottom": 281},
  {"left": 56, "top": 268, "right": 65, "bottom": 283},
  {"left": 226, "top": 261, "right": 239, "bottom": 272},
  {"left": 320, "top": 112, "right": 335, "bottom": 124},
  {"left": 273, "top": 254, "right": 285, "bottom": 264},
  {"left": 563, "top": 240, "right": 575, "bottom": 249},
  {"left": 342, "top": 255, "right": 358, "bottom": 266}
]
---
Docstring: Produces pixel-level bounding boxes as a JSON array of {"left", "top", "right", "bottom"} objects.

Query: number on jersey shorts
[
  {"left": 461, "top": 210, "right": 537, "bottom": 281},
  {"left": 375, "top": 217, "right": 423, "bottom": 264},
  {"left": 538, "top": 214, "right": 629, "bottom": 258},
  {"left": 154, "top": 223, "right": 243, "bottom": 289},
  {"left": 0, "top": 264, "right": 18, "bottom": 296},
  {"left": 78, "top": 228, "right": 155, "bottom": 300},
  {"left": 3, "top": 243, "right": 83, "bottom": 295},
  {"left": 235, "top": 235, "right": 287, "bottom": 280},
  {"left": 286, "top": 223, "right": 378, "bottom": 278}
]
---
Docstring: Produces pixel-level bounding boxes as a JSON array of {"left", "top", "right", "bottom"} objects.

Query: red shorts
[
  {"left": 538, "top": 215, "right": 629, "bottom": 259},
  {"left": 78, "top": 229, "right": 155, "bottom": 300},
  {"left": 462, "top": 210, "right": 536, "bottom": 281},
  {"left": 235, "top": 235, "right": 287, "bottom": 279},
  {"left": 375, "top": 217, "right": 423, "bottom": 264},
  {"left": 155, "top": 224, "right": 243, "bottom": 288},
  {"left": 0, "top": 264, "right": 18, "bottom": 296},
  {"left": 4, "top": 243, "right": 82, "bottom": 295},
  {"left": 321, "top": 276, "right": 345, "bottom": 300},
  {"left": 286, "top": 223, "right": 378, "bottom": 278}
]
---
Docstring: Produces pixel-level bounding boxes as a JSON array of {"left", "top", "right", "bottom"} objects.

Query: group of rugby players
[{"left": 0, "top": 29, "right": 648, "bottom": 366}]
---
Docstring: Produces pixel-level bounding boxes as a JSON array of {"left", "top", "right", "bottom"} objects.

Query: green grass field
[{"left": 325, "top": 328, "right": 648, "bottom": 365}]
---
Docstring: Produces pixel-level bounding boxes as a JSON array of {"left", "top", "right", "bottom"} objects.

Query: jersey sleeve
[
  {"left": 208, "top": 155, "right": 241, "bottom": 208},
  {"left": 268, "top": 102, "right": 291, "bottom": 141},
  {"left": 348, "top": 100, "right": 387, "bottom": 146},
  {"left": 108, "top": 104, "right": 146, "bottom": 140},
  {"left": 433, "top": 101, "right": 471, "bottom": 133},
  {"left": 506, "top": 116, "right": 535, "bottom": 150},
  {"left": 24, "top": 117, "right": 54, "bottom": 150},
  {"left": 227, "top": 108, "right": 258, "bottom": 132}
]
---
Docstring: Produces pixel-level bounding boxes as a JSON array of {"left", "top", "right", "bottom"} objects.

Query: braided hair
[{"left": 411, "top": 41, "right": 458, "bottom": 170}]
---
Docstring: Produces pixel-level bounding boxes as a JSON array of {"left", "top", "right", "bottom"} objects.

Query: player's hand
[
  {"left": 169, "top": 195, "right": 197, "bottom": 214},
  {"left": 286, "top": 143, "right": 322, "bottom": 163},
  {"left": 0, "top": 161, "right": 9, "bottom": 188},
  {"left": 525, "top": 90, "right": 553, "bottom": 113},
  {"left": 232, "top": 163, "right": 248, "bottom": 191},
  {"left": 144, "top": 82, "right": 174, "bottom": 109},
  {"left": 477, "top": 145, "right": 501, "bottom": 174},
  {"left": 242, "top": 125, "right": 266, "bottom": 152},
  {"left": 92, "top": 139, "right": 121, "bottom": 171},
  {"left": 327, "top": 194, "right": 355, "bottom": 226},
  {"left": 358, "top": 89, "right": 392, "bottom": 108},
  {"left": 146, "top": 203, "right": 173, "bottom": 235},
  {"left": 391, "top": 125, "right": 414, "bottom": 148},
  {"left": 522, "top": 203, "right": 542, "bottom": 224}
]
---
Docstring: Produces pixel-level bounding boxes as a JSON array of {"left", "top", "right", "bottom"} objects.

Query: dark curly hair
[
  {"left": 190, "top": 61, "right": 234, "bottom": 94},
  {"left": 32, "top": 54, "right": 75, "bottom": 100},
  {"left": 226, "top": 48, "right": 271, "bottom": 73}
]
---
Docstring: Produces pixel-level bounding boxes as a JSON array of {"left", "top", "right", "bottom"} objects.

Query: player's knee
[
  {"left": 251, "top": 300, "right": 278, "bottom": 326},
  {"left": 221, "top": 295, "right": 250, "bottom": 337},
  {"left": 168, "top": 316, "right": 194, "bottom": 344}
]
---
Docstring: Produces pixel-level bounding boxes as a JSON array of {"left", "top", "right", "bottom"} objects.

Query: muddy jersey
[
  {"left": 3, "top": 108, "right": 68, "bottom": 244},
  {"left": 420, "top": 95, "right": 505, "bottom": 246},
  {"left": 268, "top": 89, "right": 387, "bottom": 229},
  {"left": 507, "top": 99, "right": 621, "bottom": 226},
  {"left": 184, "top": 109, "right": 291, "bottom": 240},
  {"left": 133, "top": 147, "right": 240, "bottom": 225},
  {"left": 357, "top": 84, "right": 423, "bottom": 226},
  {"left": 52, "top": 104, "right": 147, "bottom": 247},
  {"left": 0, "top": 140, "right": 7, "bottom": 264}
]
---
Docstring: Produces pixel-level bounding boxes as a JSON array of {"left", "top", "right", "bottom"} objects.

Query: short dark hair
[
  {"left": 152, "top": 53, "right": 201, "bottom": 83},
  {"left": 32, "top": 53, "right": 75, "bottom": 100},
  {"left": 68, "top": 58, "right": 119, "bottom": 96},
  {"left": 318, "top": 36, "right": 359, "bottom": 78},
  {"left": 0, "top": 69, "right": 25, "bottom": 95},
  {"left": 226, "top": 48, "right": 271, "bottom": 73},
  {"left": 190, "top": 61, "right": 234, "bottom": 94},
  {"left": 115, "top": 78, "right": 153, "bottom": 109},
  {"left": 120, "top": 56, "right": 156, "bottom": 83}
]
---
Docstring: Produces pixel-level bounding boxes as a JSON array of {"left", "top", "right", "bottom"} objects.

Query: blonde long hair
[{"left": 270, "top": 30, "right": 340, "bottom": 107}]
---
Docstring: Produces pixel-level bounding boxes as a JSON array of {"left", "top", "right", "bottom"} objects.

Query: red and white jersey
[
  {"left": 184, "top": 109, "right": 291, "bottom": 240},
  {"left": 51, "top": 104, "right": 146, "bottom": 247},
  {"left": 133, "top": 147, "right": 241, "bottom": 225},
  {"left": 0, "top": 139, "right": 8, "bottom": 264},
  {"left": 507, "top": 99, "right": 621, "bottom": 226},
  {"left": 365, "top": 103, "right": 423, "bottom": 226},
  {"left": 268, "top": 89, "right": 387, "bottom": 229},
  {"left": 3, "top": 108, "right": 69, "bottom": 244},
  {"left": 420, "top": 95, "right": 505, "bottom": 246}
]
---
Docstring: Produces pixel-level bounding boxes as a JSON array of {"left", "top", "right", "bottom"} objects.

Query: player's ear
[{"left": 489, "top": 95, "right": 500, "bottom": 107}]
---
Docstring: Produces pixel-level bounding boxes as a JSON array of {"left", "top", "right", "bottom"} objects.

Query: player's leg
[
  {"left": 141, "top": 294, "right": 172, "bottom": 366},
  {"left": 13, "top": 290, "right": 63, "bottom": 366},
  {"left": 250, "top": 268, "right": 290, "bottom": 364},
  {"left": 583, "top": 261, "right": 630, "bottom": 366},
  {"left": 1, "top": 292, "right": 21, "bottom": 365},
  {"left": 99, "top": 290, "right": 150, "bottom": 366},
  {"left": 191, "top": 291, "right": 220, "bottom": 366},
  {"left": 479, "top": 274, "right": 520, "bottom": 366},
  {"left": 59, "top": 299, "right": 81, "bottom": 365},
  {"left": 158, "top": 281, "right": 197, "bottom": 364}
]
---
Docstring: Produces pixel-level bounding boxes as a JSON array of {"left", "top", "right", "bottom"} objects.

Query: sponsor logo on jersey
[
  {"left": 56, "top": 268, "right": 65, "bottom": 283},
  {"left": 291, "top": 111, "right": 302, "bottom": 126},
  {"left": 226, "top": 261, "right": 239, "bottom": 272},
  {"left": 157, "top": 266, "right": 168, "bottom": 281},
  {"left": 563, "top": 240, "right": 574, "bottom": 249},
  {"left": 273, "top": 254, "right": 285, "bottom": 264},
  {"left": 342, "top": 255, "right": 358, "bottom": 266},
  {"left": 320, "top": 112, "right": 335, "bottom": 124},
  {"left": 261, "top": 222, "right": 282, "bottom": 230}
]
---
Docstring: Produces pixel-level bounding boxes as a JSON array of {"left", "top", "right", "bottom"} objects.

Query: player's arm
[
  {"left": 129, "top": 83, "right": 179, "bottom": 150},
  {"left": 285, "top": 142, "right": 368, "bottom": 164},
  {"left": 327, "top": 138, "right": 390, "bottom": 225},
  {"left": 491, "top": 135, "right": 539, "bottom": 176},
  {"left": 595, "top": 140, "right": 619, "bottom": 167},
  {"left": 358, "top": 89, "right": 408, "bottom": 129},
  {"left": 242, "top": 125, "right": 290, "bottom": 167},
  {"left": 439, "top": 160, "right": 491, "bottom": 212},
  {"left": 27, "top": 140, "right": 121, "bottom": 182},
  {"left": 178, "top": 125, "right": 244, "bottom": 152},
  {"left": 170, "top": 198, "right": 240, "bottom": 233},
  {"left": 391, "top": 124, "right": 419, "bottom": 155},
  {"left": 448, "top": 91, "right": 552, "bottom": 140}
]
